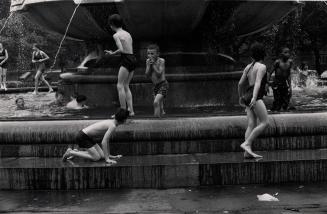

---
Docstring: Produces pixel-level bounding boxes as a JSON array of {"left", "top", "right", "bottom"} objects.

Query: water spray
[
  {"left": 0, "top": 12, "right": 14, "bottom": 35},
  {"left": 50, "top": 3, "right": 81, "bottom": 71}
]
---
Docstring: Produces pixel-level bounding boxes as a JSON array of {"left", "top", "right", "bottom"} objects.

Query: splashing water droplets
[
  {"left": 0, "top": 12, "right": 14, "bottom": 35},
  {"left": 51, "top": 3, "right": 81, "bottom": 70}
]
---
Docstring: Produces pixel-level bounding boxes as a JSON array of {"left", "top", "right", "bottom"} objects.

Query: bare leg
[
  {"left": 33, "top": 70, "right": 42, "bottom": 94},
  {"left": 40, "top": 74, "right": 53, "bottom": 92},
  {"left": 153, "top": 94, "right": 164, "bottom": 117},
  {"left": 240, "top": 100, "right": 268, "bottom": 158},
  {"left": 160, "top": 100, "right": 165, "bottom": 115},
  {"left": 2, "top": 68, "right": 7, "bottom": 90},
  {"left": 117, "top": 66, "right": 129, "bottom": 110},
  {"left": 0, "top": 67, "right": 3, "bottom": 89},
  {"left": 124, "top": 70, "right": 134, "bottom": 116},
  {"left": 243, "top": 108, "right": 257, "bottom": 158},
  {"left": 67, "top": 147, "right": 102, "bottom": 161}
]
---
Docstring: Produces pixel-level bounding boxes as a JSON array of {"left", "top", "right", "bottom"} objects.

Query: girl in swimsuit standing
[
  {"left": 32, "top": 44, "right": 53, "bottom": 95},
  {"left": 0, "top": 43, "right": 9, "bottom": 91},
  {"left": 238, "top": 42, "right": 269, "bottom": 159}
]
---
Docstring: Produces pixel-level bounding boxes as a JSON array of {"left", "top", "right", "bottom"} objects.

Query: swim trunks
[
  {"left": 153, "top": 80, "right": 169, "bottom": 98},
  {"left": 120, "top": 53, "right": 137, "bottom": 72},
  {"left": 75, "top": 130, "right": 96, "bottom": 149}
]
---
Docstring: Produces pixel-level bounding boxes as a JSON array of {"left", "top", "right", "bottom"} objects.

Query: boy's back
[
  {"left": 83, "top": 120, "right": 116, "bottom": 137},
  {"left": 114, "top": 30, "right": 133, "bottom": 54}
]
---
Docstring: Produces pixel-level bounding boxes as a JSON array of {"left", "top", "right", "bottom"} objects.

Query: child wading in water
[
  {"left": 268, "top": 47, "right": 294, "bottom": 111},
  {"left": 145, "top": 44, "right": 168, "bottom": 117},
  {"left": 0, "top": 43, "right": 9, "bottom": 90},
  {"left": 105, "top": 14, "right": 136, "bottom": 116},
  {"left": 238, "top": 42, "right": 269, "bottom": 159},
  {"left": 32, "top": 44, "right": 54, "bottom": 94},
  {"left": 62, "top": 108, "right": 128, "bottom": 164}
]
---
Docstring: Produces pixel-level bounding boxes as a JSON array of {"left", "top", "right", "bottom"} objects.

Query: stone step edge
[
  {"left": 1, "top": 149, "right": 327, "bottom": 169},
  {"left": 1, "top": 113, "right": 327, "bottom": 144}
]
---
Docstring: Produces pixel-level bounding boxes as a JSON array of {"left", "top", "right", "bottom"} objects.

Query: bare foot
[
  {"left": 109, "top": 154, "right": 122, "bottom": 160},
  {"left": 105, "top": 158, "right": 117, "bottom": 165},
  {"left": 32, "top": 90, "right": 38, "bottom": 95},
  {"left": 48, "top": 88, "right": 54, "bottom": 93},
  {"left": 62, "top": 148, "right": 72, "bottom": 161},
  {"left": 129, "top": 112, "right": 135, "bottom": 117},
  {"left": 243, "top": 151, "right": 252, "bottom": 159},
  {"left": 240, "top": 142, "right": 262, "bottom": 158}
]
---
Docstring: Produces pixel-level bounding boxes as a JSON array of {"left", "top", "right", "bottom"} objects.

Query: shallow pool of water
[{"left": 0, "top": 84, "right": 326, "bottom": 120}]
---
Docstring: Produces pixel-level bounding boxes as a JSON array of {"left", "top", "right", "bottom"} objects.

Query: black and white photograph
[{"left": 1, "top": 0, "right": 327, "bottom": 213}]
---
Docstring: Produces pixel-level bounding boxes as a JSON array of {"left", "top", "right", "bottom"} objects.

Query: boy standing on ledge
[
  {"left": 105, "top": 14, "right": 136, "bottom": 116},
  {"left": 62, "top": 108, "right": 128, "bottom": 164},
  {"left": 145, "top": 44, "right": 168, "bottom": 117}
]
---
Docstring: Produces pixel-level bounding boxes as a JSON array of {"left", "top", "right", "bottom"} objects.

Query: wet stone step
[
  {"left": 1, "top": 135, "right": 327, "bottom": 158},
  {"left": 1, "top": 149, "right": 327, "bottom": 190}
]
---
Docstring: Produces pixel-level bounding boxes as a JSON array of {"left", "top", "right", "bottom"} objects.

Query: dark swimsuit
[
  {"left": 0, "top": 49, "right": 8, "bottom": 68},
  {"left": 242, "top": 62, "right": 267, "bottom": 106},
  {"left": 33, "top": 51, "right": 46, "bottom": 72},
  {"left": 120, "top": 53, "right": 137, "bottom": 72},
  {"left": 75, "top": 130, "right": 96, "bottom": 149}
]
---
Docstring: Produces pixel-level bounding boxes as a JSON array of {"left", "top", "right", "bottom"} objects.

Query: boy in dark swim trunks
[
  {"left": 268, "top": 47, "right": 294, "bottom": 111},
  {"left": 145, "top": 44, "right": 168, "bottom": 117},
  {"left": 105, "top": 14, "right": 136, "bottom": 116},
  {"left": 62, "top": 108, "right": 128, "bottom": 164}
]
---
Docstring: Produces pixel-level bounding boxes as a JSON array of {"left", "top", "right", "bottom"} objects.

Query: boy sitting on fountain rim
[
  {"left": 62, "top": 108, "right": 129, "bottom": 164},
  {"left": 145, "top": 44, "right": 168, "bottom": 118}
]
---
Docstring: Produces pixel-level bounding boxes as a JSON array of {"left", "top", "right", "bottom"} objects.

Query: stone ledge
[
  {"left": 0, "top": 113, "right": 327, "bottom": 145},
  {"left": 60, "top": 72, "right": 242, "bottom": 84},
  {"left": 1, "top": 149, "right": 327, "bottom": 189}
]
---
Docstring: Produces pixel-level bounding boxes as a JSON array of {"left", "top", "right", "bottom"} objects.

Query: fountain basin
[{"left": 10, "top": 0, "right": 298, "bottom": 41}]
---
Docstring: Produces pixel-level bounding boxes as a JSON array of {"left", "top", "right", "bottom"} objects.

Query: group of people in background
[
  {"left": 0, "top": 42, "right": 54, "bottom": 94},
  {"left": 0, "top": 13, "right": 318, "bottom": 163}
]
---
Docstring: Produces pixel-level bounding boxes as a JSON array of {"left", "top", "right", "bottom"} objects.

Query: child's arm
[
  {"left": 287, "top": 60, "right": 293, "bottom": 93},
  {"left": 105, "top": 34, "right": 124, "bottom": 55},
  {"left": 152, "top": 58, "right": 165, "bottom": 78},
  {"left": 145, "top": 59, "right": 152, "bottom": 77},
  {"left": 101, "top": 125, "right": 116, "bottom": 163},
  {"left": 32, "top": 52, "right": 36, "bottom": 63},
  {"left": 267, "top": 60, "right": 278, "bottom": 83},
  {"left": 40, "top": 51, "right": 50, "bottom": 62},
  {"left": 238, "top": 65, "right": 249, "bottom": 97}
]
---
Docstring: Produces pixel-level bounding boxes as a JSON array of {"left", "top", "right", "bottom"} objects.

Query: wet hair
[
  {"left": 114, "top": 108, "right": 129, "bottom": 123},
  {"left": 15, "top": 97, "right": 24, "bottom": 104},
  {"left": 108, "top": 14, "right": 123, "bottom": 28},
  {"left": 147, "top": 44, "right": 160, "bottom": 52},
  {"left": 250, "top": 42, "right": 265, "bottom": 61},
  {"left": 33, "top": 43, "right": 40, "bottom": 50},
  {"left": 76, "top": 95, "right": 87, "bottom": 103}
]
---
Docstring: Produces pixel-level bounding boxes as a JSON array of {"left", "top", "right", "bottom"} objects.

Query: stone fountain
[
  {"left": 11, "top": 0, "right": 298, "bottom": 109},
  {"left": 4, "top": 0, "right": 327, "bottom": 191}
]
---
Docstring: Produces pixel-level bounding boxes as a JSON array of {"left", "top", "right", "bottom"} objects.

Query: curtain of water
[
  {"left": 0, "top": 12, "right": 14, "bottom": 35},
  {"left": 50, "top": 3, "right": 81, "bottom": 70}
]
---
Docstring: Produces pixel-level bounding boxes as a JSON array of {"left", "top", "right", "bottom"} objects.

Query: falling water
[
  {"left": 50, "top": 3, "right": 81, "bottom": 70},
  {"left": 0, "top": 12, "right": 14, "bottom": 35}
]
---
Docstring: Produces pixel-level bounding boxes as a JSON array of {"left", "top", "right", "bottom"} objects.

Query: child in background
[
  {"left": 268, "top": 47, "right": 294, "bottom": 111},
  {"left": 145, "top": 44, "right": 168, "bottom": 117},
  {"left": 105, "top": 14, "right": 136, "bottom": 116}
]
